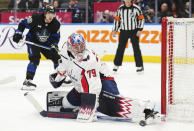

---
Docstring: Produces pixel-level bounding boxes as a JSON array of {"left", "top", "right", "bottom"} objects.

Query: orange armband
[
  {"left": 138, "top": 14, "right": 144, "bottom": 20},
  {"left": 114, "top": 16, "right": 121, "bottom": 22}
]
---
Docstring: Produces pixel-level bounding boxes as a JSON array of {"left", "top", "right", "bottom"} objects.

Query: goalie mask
[{"left": 67, "top": 33, "right": 86, "bottom": 60}]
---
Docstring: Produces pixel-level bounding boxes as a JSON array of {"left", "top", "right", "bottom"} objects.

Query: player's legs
[
  {"left": 26, "top": 46, "right": 41, "bottom": 80},
  {"left": 113, "top": 31, "right": 130, "bottom": 71},
  {"left": 101, "top": 79, "right": 120, "bottom": 95},
  {"left": 22, "top": 45, "right": 41, "bottom": 90},
  {"left": 130, "top": 30, "right": 144, "bottom": 72}
]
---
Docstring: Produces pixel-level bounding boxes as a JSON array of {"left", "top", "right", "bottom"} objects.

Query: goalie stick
[
  {"left": 24, "top": 92, "right": 77, "bottom": 119},
  {"left": 24, "top": 92, "right": 162, "bottom": 126}
]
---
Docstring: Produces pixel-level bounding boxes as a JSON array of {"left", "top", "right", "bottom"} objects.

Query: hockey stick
[
  {"left": 19, "top": 40, "right": 52, "bottom": 50},
  {"left": 97, "top": 115, "right": 132, "bottom": 122},
  {"left": 20, "top": 40, "right": 69, "bottom": 60},
  {"left": 0, "top": 76, "right": 16, "bottom": 85}
]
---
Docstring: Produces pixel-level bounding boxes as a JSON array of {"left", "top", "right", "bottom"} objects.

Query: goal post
[{"left": 161, "top": 17, "right": 194, "bottom": 122}]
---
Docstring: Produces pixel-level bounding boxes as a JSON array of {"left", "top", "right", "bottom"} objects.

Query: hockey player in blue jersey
[{"left": 13, "top": 5, "right": 70, "bottom": 90}]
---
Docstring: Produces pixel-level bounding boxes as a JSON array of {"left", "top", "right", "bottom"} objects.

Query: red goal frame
[{"left": 161, "top": 17, "right": 174, "bottom": 115}]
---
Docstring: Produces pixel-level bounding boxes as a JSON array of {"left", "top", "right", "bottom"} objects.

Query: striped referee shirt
[{"left": 113, "top": 4, "right": 145, "bottom": 31}]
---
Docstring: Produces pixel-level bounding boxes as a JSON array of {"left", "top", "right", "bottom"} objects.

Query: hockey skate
[
  {"left": 113, "top": 66, "right": 119, "bottom": 72},
  {"left": 136, "top": 67, "right": 144, "bottom": 74},
  {"left": 139, "top": 108, "right": 165, "bottom": 126},
  {"left": 21, "top": 79, "right": 36, "bottom": 91}
]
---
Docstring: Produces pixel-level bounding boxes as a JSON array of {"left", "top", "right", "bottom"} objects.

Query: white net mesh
[{"left": 166, "top": 18, "right": 194, "bottom": 122}]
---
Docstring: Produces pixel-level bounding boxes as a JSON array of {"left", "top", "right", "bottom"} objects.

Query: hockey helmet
[
  {"left": 67, "top": 33, "right": 86, "bottom": 58},
  {"left": 44, "top": 5, "right": 56, "bottom": 15}
]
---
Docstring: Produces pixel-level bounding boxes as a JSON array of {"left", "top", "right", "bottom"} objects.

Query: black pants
[
  {"left": 114, "top": 30, "right": 143, "bottom": 67},
  {"left": 26, "top": 44, "right": 61, "bottom": 80}
]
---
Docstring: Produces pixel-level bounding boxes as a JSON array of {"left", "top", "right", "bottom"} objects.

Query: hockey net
[{"left": 161, "top": 17, "right": 194, "bottom": 122}]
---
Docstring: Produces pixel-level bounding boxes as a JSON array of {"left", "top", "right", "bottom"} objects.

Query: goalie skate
[
  {"left": 139, "top": 109, "right": 165, "bottom": 126},
  {"left": 21, "top": 79, "right": 36, "bottom": 91}
]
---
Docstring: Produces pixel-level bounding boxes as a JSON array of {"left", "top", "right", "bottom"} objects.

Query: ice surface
[{"left": 0, "top": 60, "right": 194, "bottom": 131}]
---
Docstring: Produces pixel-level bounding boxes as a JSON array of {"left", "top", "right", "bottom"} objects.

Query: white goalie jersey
[{"left": 57, "top": 47, "right": 102, "bottom": 96}]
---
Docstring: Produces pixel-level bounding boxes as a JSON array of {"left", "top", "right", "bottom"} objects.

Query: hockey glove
[
  {"left": 13, "top": 30, "right": 22, "bottom": 43},
  {"left": 51, "top": 43, "right": 59, "bottom": 52},
  {"left": 49, "top": 72, "right": 65, "bottom": 88}
]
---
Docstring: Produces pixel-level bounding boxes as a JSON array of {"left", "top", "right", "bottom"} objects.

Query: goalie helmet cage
[{"left": 161, "top": 17, "right": 194, "bottom": 122}]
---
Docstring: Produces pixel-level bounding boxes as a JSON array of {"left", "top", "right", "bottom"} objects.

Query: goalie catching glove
[{"left": 49, "top": 72, "right": 72, "bottom": 88}]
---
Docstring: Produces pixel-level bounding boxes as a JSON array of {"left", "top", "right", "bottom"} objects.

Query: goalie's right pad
[{"left": 77, "top": 93, "right": 97, "bottom": 122}]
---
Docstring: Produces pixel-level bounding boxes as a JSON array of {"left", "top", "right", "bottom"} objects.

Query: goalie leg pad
[
  {"left": 97, "top": 91, "right": 122, "bottom": 117},
  {"left": 97, "top": 91, "right": 145, "bottom": 122},
  {"left": 77, "top": 93, "right": 97, "bottom": 122}
]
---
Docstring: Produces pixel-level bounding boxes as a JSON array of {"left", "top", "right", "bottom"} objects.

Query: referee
[{"left": 112, "top": 0, "right": 145, "bottom": 73}]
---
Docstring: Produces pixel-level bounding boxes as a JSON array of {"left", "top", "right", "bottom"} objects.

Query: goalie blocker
[{"left": 47, "top": 90, "right": 97, "bottom": 122}]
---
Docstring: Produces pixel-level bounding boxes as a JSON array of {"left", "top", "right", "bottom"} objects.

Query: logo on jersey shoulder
[{"left": 36, "top": 28, "right": 50, "bottom": 42}]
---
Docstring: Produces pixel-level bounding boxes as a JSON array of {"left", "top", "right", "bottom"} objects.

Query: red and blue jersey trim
[{"left": 81, "top": 70, "right": 89, "bottom": 93}]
